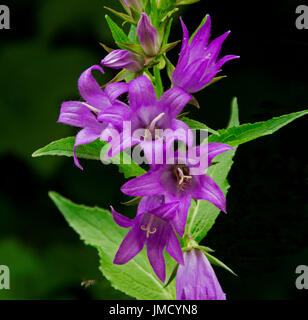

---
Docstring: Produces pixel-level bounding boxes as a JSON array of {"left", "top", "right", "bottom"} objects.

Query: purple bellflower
[
  {"left": 58, "top": 65, "right": 128, "bottom": 169},
  {"left": 101, "top": 49, "right": 145, "bottom": 72},
  {"left": 137, "top": 13, "right": 161, "bottom": 57},
  {"left": 112, "top": 196, "right": 184, "bottom": 282},
  {"left": 176, "top": 248, "right": 226, "bottom": 300},
  {"left": 98, "top": 75, "right": 193, "bottom": 164},
  {"left": 121, "top": 143, "right": 234, "bottom": 237},
  {"left": 172, "top": 15, "right": 239, "bottom": 93}
]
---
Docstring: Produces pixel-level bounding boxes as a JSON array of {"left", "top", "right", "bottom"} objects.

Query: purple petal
[
  {"left": 104, "top": 82, "right": 129, "bottom": 102},
  {"left": 129, "top": 75, "right": 157, "bottom": 110},
  {"left": 98, "top": 103, "right": 129, "bottom": 128},
  {"left": 159, "top": 86, "right": 193, "bottom": 118},
  {"left": 137, "top": 196, "right": 165, "bottom": 216},
  {"left": 58, "top": 101, "right": 97, "bottom": 128},
  {"left": 78, "top": 65, "right": 111, "bottom": 111},
  {"left": 166, "top": 227, "right": 184, "bottom": 265},
  {"left": 73, "top": 127, "right": 102, "bottom": 170},
  {"left": 101, "top": 50, "right": 144, "bottom": 73},
  {"left": 189, "top": 15, "right": 212, "bottom": 62},
  {"left": 216, "top": 54, "right": 240, "bottom": 70},
  {"left": 165, "top": 194, "right": 191, "bottom": 237},
  {"left": 113, "top": 227, "right": 146, "bottom": 265},
  {"left": 146, "top": 226, "right": 167, "bottom": 282},
  {"left": 172, "top": 18, "right": 190, "bottom": 84},
  {"left": 137, "top": 13, "right": 160, "bottom": 57},
  {"left": 121, "top": 168, "right": 165, "bottom": 197},
  {"left": 188, "top": 143, "right": 234, "bottom": 174},
  {"left": 150, "top": 202, "right": 179, "bottom": 222},
  {"left": 191, "top": 174, "right": 226, "bottom": 213},
  {"left": 111, "top": 206, "right": 134, "bottom": 228},
  {"left": 169, "top": 119, "right": 194, "bottom": 148},
  {"left": 205, "top": 31, "right": 230, "bottom": 63}
]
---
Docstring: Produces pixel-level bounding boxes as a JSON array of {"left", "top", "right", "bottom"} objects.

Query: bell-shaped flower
[
  {"left": 137, "top": 13, "right": 161, "bottom": 57},
  {"left": 121, "top": 143, "right": 233, "bottom": 237},
  {"left": 101, "top": 49, "right": 144, "bottom": 72},
  {"left": 98, "top": 75, "right": 193, "bottom": 165},
  {"left": 112, "top": 196, "right": 184, "bottom": 282},
  {"left": 176, "top": 248, "right": 226, "bottom": 300},
  {"left": 172, "top": 15, "right": 239, "bottom": 93},
  {"left": 58, "top": 65, "right": 128, "bottom": 169}
]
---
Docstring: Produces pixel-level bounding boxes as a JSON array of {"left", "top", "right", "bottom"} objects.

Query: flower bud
[
  {"left": 137, "top": 13, "right": 160, "bottom": 57},
  {"left": 101, "top": 50, "right": 144, "bottom": 72},
  {"left": 121, "top": 0, "right": 144, "bottom": 13}
]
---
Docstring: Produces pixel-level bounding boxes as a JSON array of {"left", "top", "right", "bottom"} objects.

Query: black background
[{"left": 0, "top": 0, "right": 307, "bottom": 299}]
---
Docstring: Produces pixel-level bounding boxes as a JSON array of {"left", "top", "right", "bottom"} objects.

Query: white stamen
[{"left": 82, "top": 102, "right": 101, "bottom": 114}]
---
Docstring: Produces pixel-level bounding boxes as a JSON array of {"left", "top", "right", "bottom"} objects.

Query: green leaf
[
  {"left": 105, "top": 15, "right": 132, "bottom": 49},
  {"left": 49, "top": 192, "right": 176, "bottom": 300},
  {"left": 160, "top": 40, "right": 181, "bottom": 54},
  {"left": 32, "top": 137, "right": 146, "bottom": 179},
  {"left": 187, "top": 99, "right": 240, "bottom": 242},
  {"left": 189, "top": 13, "right": 208, "bottom": 43},
  {"left": 116, "top": 42, "right": 144, "bottom": 55},
  {"left": 208, "top": 109, "right": 308, "bottom": 146},
  {"left": 202, "top": 251, "right": 237, "bottom": 276},
  {"left": 128, "top": 25, "right": 138, "bottom": 43},
  {"left": 181, "top": 117, "right": 219, "bottom": 135},
  {"left": 104, "top": 7, "right": 135, "bottom": 24},
  {"left": 162, "top": 17, "right": 173, "bottom": 46},
  {"left": 153, "top": 65, "right": 163, "bottom": 98}
]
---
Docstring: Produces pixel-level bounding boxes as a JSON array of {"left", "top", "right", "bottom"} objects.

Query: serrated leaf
[
  {"left": 105, "top": 15, "right": 132, "bottom": 50},
  {"left": 32, "top": 137, "right": 146, "bottom": 179},
  {"left": 202, "top": 251, "right": 237, "bottom": 276},
  {"left": 208, "top": 109, "right": 308, "bottom": 146},
  {"left": 49, "top": 192, "right": 176, "bottom": 300},
  {"left": 181, "top": 117, "right": 219, "bottom": 135}
]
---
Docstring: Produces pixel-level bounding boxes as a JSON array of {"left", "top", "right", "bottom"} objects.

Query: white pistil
[
  {"left": 177, "top": 167, "right": 192, "bottom": 186},
  {"left": 141, "top": 215, "right": 157, "bottom": 238},
  {"left": 144, "top": 112, "right": 165, "bottom": 141},
  {"left": 82, "top": 102, "right": 101, "bottom": 114}
]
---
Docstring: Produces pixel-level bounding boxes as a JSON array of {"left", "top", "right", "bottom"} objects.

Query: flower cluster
[{"left": 58, "top": 7, "right": 238, "bottom": 300}]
